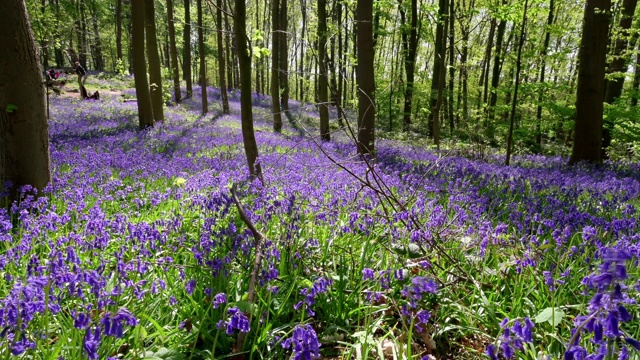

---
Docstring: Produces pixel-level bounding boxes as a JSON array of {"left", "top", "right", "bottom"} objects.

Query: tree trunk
[
  {"left": 447, "top": 0, "right": 455, "bottom": 132},
  {"left": 0, "top": 0, "right": 51, "bottom": 202},
  {"left": 487, "top": 2, "right": 507, "bottom": 124},
  {"left": 428, "top": 0, "right": 447, "bottom": 146},
  {"left": 570, "top": 0, "right": 611, "bottom": 164},
  {"left": 535, "top": 0, "right": 554, "bottom": 148},
  {"left": 299, "top": 0, "right": 306, "bottom": 102},
  {"left": 271, "top": 0, "right": 282, "bottom": 131},
  {"left": 145, "top": 0, "right": 165, "bottom": 122},
  {"left": 197, "top": 0, "right": 208, "bottom": 114},
  {"left": 89, "top": 1, "right": 104, "bottom": 71},
  {"left": 183, "top": 0, "right": 193, "bottom": 97},
  {"left": 116, "top": 0, "right": 123, "bottom": 62},
  {"left": 399, "top": 0, "right": 418, "bottom": 132},
  {"left": 478, "top": 20, "right": 496, "bottom": 110},
  {"left": 505, "top": 0, "right": 528, "bottom": 166},
  {"left": 632, "top": 47, "right": 640, "bottom": 106},
  {"left": 357, "top": 0, "right": 376, "bottom": 155},
  {"left": 235, "top": 0, "right": 262, "bottom": 178},
  {"left": 132, "top": 0, "right": 154, "bottom": 129},
  {"left": 167, "top": 0, "right": 181, "bottom": 103},
  {"left": 216, "top": 0, "right": 229, "bottom": 113},
  {"left": 318, "top": 0, "right": 330, "bottom": 140},
  {"left": 279, "top": 0, "right": 289, "bottom": 111},
  {"left": 602, "top": 0, "right": 638, "bottom": 152}
]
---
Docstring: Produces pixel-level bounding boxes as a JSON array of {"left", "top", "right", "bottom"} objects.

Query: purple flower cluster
[
  {"left": 565, "top": 249, "right": 639, "bottom": 360},
  {"left": 281, "top": 324, "right": 321, "bottom": 360},
  {"left": 295, "top": 277, "right": 333, "bottom": 317},
  {"left": 486, "top": 318, "right": 534, "bottom": 360}
]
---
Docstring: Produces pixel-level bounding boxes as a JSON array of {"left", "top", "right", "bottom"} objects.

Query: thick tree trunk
[
  {"left": 602, "top": 0, "right": 638, "bottom": 152},
  {"left": 235, "top": 0, "right": 262, "bottom": 178},
  {"left": 271, "top": 0, "right": 282, "bottom": 131},
  {"left": 216, "top": 0, "right": 229, "bottom": 113},
  {"left": 357, "top": 0, "right": 376, "bottom": 155},
  {"left": 183, "top": 0, "right": 193, "bottom": 97},
  {"left": 89, "top": 2, "right": 104, "bottom": 71},
  {"left": 0, "top": 0, "right": 51, "bottom": 201},
  {"left": 197, "top": 0, "right": 208, "bottom": 114},
  {"left": 167, "top": 0, "right": 181, "bottom": 103},
  {"left": 318, "top": 0, "right": 330, "bottom": 140},
  {"left": 131, "top": 0, "right": 154, "bottom": 129},
  {"left": 145, "top": 0, "right": 165, "bottom": 122},
  {"left": 570, "top": 0, "right": 611, "bottom": 164}
]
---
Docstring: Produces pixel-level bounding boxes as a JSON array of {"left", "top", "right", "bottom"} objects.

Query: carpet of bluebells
[{"left": 2, "top": 81, "right": 640, "bottom": 360}]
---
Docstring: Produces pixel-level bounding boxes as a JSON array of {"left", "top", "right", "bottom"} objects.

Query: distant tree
[
  {"left": 116, "top": 0, "right": 123, "bottom": 63},
  {"left": 167, "top": 0, "right": 182, "bottom": 103},
  {"left": 0, "top": 0, "right": 52, "bottom": 201},
  {"left": 131, "top": 0, "right": 154, "bottom": 129},
  {"left": 279, "top": 0, "right": 289, "bottom": 112},
  {"left": 183, "top": 0, "right": 193, "bottom": 98},
  {"left": 570, "top": 0, "right": 611, "bottom": 164},
  {"left": 197, "top": 0, "right": 208, "bottom": 114},
  {"left": 357, "top": 0, "right": 376, "bottom": 155},
  {"left": 318, "top": 0, "right": 330, "bottom": 140},
  {"left": 271, "top": 0, "right": 282, "bottom": 131},
  {"left": 398, "top": 0, "right": 419, "bottom": 132},
  {"left": 145, "top": 0, "right": 164, "bottom": 122},
  {"left": 235, "top": 0, "right": 262, "bottom": 178}
]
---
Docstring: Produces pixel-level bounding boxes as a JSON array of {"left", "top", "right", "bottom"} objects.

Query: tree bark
[
  {"left": 271, "top": 0, "right": 282, "bottom": 131},
  {"left": 357, "top": 0, "right": 376, "bottom": 155},
  {"left": 167, "top": 0, "right": 181, "bottom": 103},
  {"left": 235, "top": 0, "right": 263, "bottom": 179},
  {"left": 447, "top": 0, "right": 455, "bottom": 132},
  {"left": 132, "top": 0, "right": 154, "bottom": 129},
  {"left": 216, "top": 0, "right": 229, "bottom": 113},
  {"left": 197, "top": 0, "right": 208, "bottom": 114},
  {"left": 318, "top": 0, "right": 330, "bottom": 140},
  {"left": 487, "top": 1, "right": 507, "bottom": 124},
  {"left": 145, "top": 0, "right": 165, "bottom": 122},
  {"left": 183, "top": 0, "right": 193, "bottom": 97},
  {"left": 0, "top": 0, "right": 52, "bottom": 202},
  {"left": 570, "top": 0, "right": 611, "bottom": 164}
]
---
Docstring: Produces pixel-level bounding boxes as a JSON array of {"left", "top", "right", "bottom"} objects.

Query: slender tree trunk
[
  {"left": 428, "top": 0, "right": 447, "bottom": 145},
  {"left": 280, "top": 0, "right": 289, "bottom": 111},
  {"left": 197, "top": 0, "right": 207, "bottom": 114},
  {"left": 570, "top": 0, "right": 611, "bottom": 164},
  {"left": 0, "top": 0, "right": 52, "bottom": 201},
  {"left": 506, "top": 0, "right": 528, "bottom": 165},
  {"left": 235, "top": 0, "right": 262, "bottom": 178},
  {"left": 271, "top": 0, "right": 282, "bottom": 131},
  {"left": 167, "top": 0, "right": 181, "bottom": 103},
  {"left": 145, "top": 0, "right": 164, "bottom": 122},
  {"left": 602, "top": 0, "right": 638, "bottom": 152},
  {"left": 89, "top": 2, "right": 104, "bottom": 71},
  {"left": 132, "top": 0, "right": 154, "bottom": 129},
  {"left": 299, "top": 0, "right": 306, "bottom": 101},
  {"left": 357, "top": 0, "right": 376, "bottom": 155},
  {"left": 632, "top": 48, "right": 640, "bottom": 106},
  {"left": 399, "top": 0, "right": 418, "bottom": 132},
  {"left": 216, "top": 0, "right": 229, "bottom": 113},
  {"left": 183, "top": 0, "right": 193, "bottom": 97},
  {"left": 447, "top": 0, "right": 455, "bottom": 132},
  {"left": 487, "top": 2, "right": 507, "bottom": 124},
  {"left": 318, "top": 0, "right": 330, "bottom": 140},
  {"left": 116, "top": 0, "right": 123, "bottom": 62},
  {"left": 478, "top": 20, "right": 496, "bottom": 110},
  {"left": 535, "top": 0, "right": 554, "bottom": 148}
]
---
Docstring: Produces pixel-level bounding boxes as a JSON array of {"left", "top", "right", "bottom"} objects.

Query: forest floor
[{"left": 3, "top": 77, "right": 640, "bottom": 360}]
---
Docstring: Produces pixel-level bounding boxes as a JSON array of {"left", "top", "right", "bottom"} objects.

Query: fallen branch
[{"left": 230, "top": 183, "right": 265, "bottom": 352}]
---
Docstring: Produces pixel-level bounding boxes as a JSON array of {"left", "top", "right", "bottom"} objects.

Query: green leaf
[
  {"left": 6, "top": 103, "right": 17, "bottom": 113},
  {"left": 534, "top": 307, "right": 565, "bottom": 327},
  {"left": 391, "top": 243, "right": 423, "bottom": 259},
  {"left": 235, "top": 300, "right": 255, "bottom": 314},
  {"left": 143, "top": 347, "right": 185, "bottom": 360}
]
